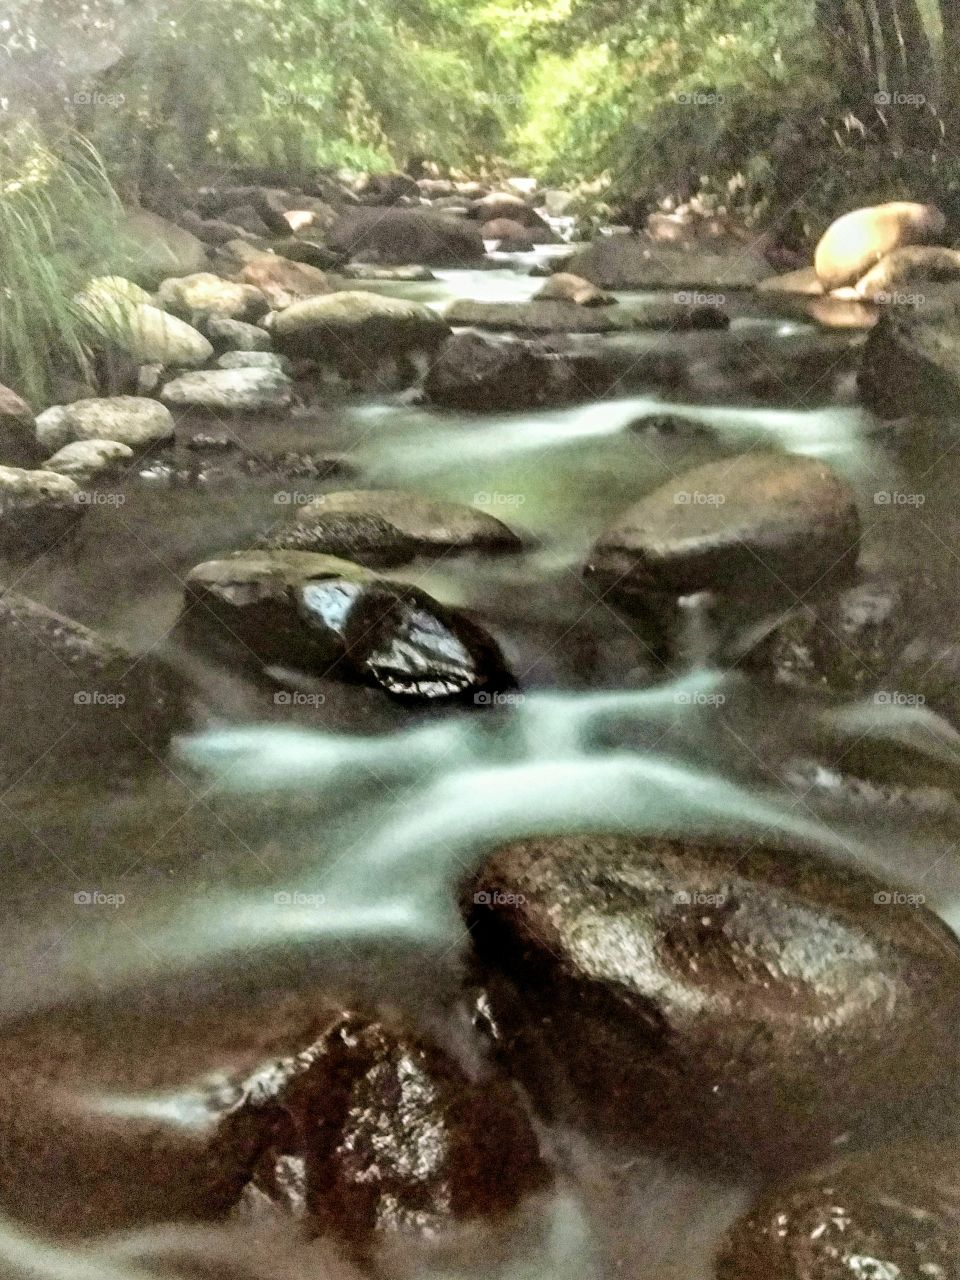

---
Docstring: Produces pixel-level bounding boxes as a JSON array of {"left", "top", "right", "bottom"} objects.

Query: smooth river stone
[
  {"left": 467, "top": 834, "right": 960, "bottom": 1172},
  {"left": 715, "top": 1142, "right": 960, "bottom": 1280},
  {"left": 585, "top": 452, "right": 860, "bottom": 601}
]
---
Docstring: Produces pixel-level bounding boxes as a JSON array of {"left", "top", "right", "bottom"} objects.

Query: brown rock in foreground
[
  {"left": 467, "top": 834, "right": 960, "bottom": 1172},
  {"left": 716, "top": 1142, "right": 960, "bottom": 1280}
]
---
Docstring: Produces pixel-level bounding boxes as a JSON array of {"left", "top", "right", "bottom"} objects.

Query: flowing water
[{"left": 3, "top": 256, "right": 960, "bottom": 1278}]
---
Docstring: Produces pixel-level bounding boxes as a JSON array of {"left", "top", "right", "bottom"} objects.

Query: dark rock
[
  {"left": 716, "top": 1142, "right": 960, "bottom": 1280},
  {"left": 0, "top": 590, "right": 183, "bottom": 783},
  {"left": 326, "top": 208, "right": 485, "bottom": 267},
  {"left": 446, "top": 298, "right": 726, "bottom": 334},
  {"left": 483, "top": 219, "right": 538, "bottom": 251},
  {"left": 585, "top": 452, "right": 860, "bottom": 602},
  {"left": 535, "top": 273, "right": 615, "bottom": 306},
  {"left": 272, "top": 237, "right": 344, "bottom": 270},
  {"left": 262, "top": 489, "right": 524, "bottom": 567},
  {"left": 201, "top": 315, "right": 273, "bottom": 353},
  {"left": 628, "top": 412, "right": 713, "bottom": 439},
  {"left": 183, "top": 550, "right": 514, "bottom": 701},
  {"left": 178, "top": 211, "right": 255, "bottom": 247},
  {"left": 470, "top": 193, "right": 548, "bottom": 231},
  {"left": 467, "top": 835, "right": 960, "bottom": 1172},
  {"left": 235, "top": 1012, "right": 549, "bottom": 1244},
  {"left": 221, "top": 203, "right": 274, "bottom": 238},
  {"left": 565, "top": 237, "right": 769, "bottom": 289},
  {"left": 354, "top": 171, "right": 420, "bottom": 205},
  {"left": 0, "top": 383, "right": 42, "bottom": 468},
  {"left": 859, "top": 298, "right": 960, "bottom": 418}
]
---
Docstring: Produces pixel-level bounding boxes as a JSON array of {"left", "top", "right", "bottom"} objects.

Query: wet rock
[
  {"left": 585, "top": 452, "right": 860, "bottom": 602},
  {"left": 0, "top": 590, "right": 182, "bottom": 783},
  {"left": 565, "top": 238, "right": 769, "bottom": 288},
  {"left": 160, "top": 368, "right": 294, "bottom": 415},
  {"left": 202, "top": 315, "right": 273, "bottom": 353},
  {"left": 0, "top": 383, "right": 41, "bottom": 468},
  {"left": 183, "top": 550, "right": 513, "bottom": 701},
  {"left": 854, "top": 245, "right": 960, "bottom": 299},
  {"left": 268, "top": 291, "right": 449, "bottom": 377},
  {"left": 227, "top": 247, "right": 332, "bottom": 309},
  {"left": 627, "top": 412, "right": 713, "bottom": 439},
  {"left": 156, "top": 272, "right": 269, "bottom": 322},
  {"left": 216, "top": 351, "right": 292, "bottom": 374},
  {"left": 187, "top": 432, "right": 238, "bottom": 453},
  {"left": 221, "top": 203, "right": 273, "bottom": 238},
  {"left": 814, "top": 202, "right": 946, "bottom": 291},
  {"left": 483, "top": 219, "right": 538, "bottom": 251},
  {"left": 424, "top": 331, "right": 588, "bottom": 409},
  {"left": 0, "top": 466, "right": 83, "bottom": 552},
  {"left": 178, "top": 210, "right": 254, "bottom": 246},
  {"left": 39, "top": 396, "right": 175, "bottom": 452},
  {"left": 262, "top": 489, "right": 523, "bottom": 567},
  {"left": 354, "top": 171, "right": 420, "bottom": 205},
  {"left": 446, "top": 298, "right": 725, "bottom": 333},
  {"left": 467, "top": 835, "right": 960, "bottom": 1172},
  {"left": 42, "top": 438, "right": 134, "bottom": 482},
  {"left": 470, "top": 193, "right": 547, "bottom": 231},
  {"left": 535, "top": 273, "right": 615, "bottom": 306},
  {"left": 340, "top": 262, "right": 435, "bottom": 282},
  {"left": 715, "top": 1142, "right": 960, "bottom": 1280},
  {"left": 235, "top": 1012, "right": 549, "bottom": 1243},
  {"left": 116, "top": 207, "right": 209, "bottom": 288},
  {"left": 272, "top": 236, "right": 344, "bottom": 271},
  {"left": 859, "top": 298, "right": 960, "bottom": 417},
  {"left": 326, "top": 208, "right": 485, "bottom": 267}
]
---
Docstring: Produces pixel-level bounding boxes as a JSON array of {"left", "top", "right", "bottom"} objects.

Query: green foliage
[{"left": 0, "top": 126, "right": 123, "bottom": 405}]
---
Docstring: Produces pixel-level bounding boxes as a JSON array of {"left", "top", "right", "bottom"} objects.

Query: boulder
[
  {"left": 814, "top": 201, "right": 946, "bottom": 291},
  {"left": 483, "top": 218, "right": 537, "bottom": 251},
  {"left": 115, "top": 207, "right": 208, "bottom": 288},
  {"left": 859, "top": 298, "right": 960, "bottom": 416},
  {"left": 41, "top": 396, "right": 175, "bottom": 451},
  {"left": 354, "top": 171, "right": 420, "bottom": 205},
  {"left": 0, "top": 465, "right": 83, "bottom": 552},
  {"left": 0, "top": 383, "right": 41, "bottom": 468},
  {"left": 156, "top": 272, "right": 269, "bottom": 322},
  {"left": 468, "top": 835, "right": 960, "bottom": 1171},
  {"left": 445, "top": 298, "right": 726, "bottom": 334},
  {"left": 183, "top": 550, "right": 513, "bottom": 700},
  {"left": 716, "top": 1143, "right": 960, "bottom": 1280},
  {"left": 42, "top": 439, "right": 134, "bottom": 482},
  {"left": 78, "top": 291, "right": 213, "bottom": 369},
  {"left": 855, "top": 245, "right": 960, "bottom": 298},
  {"left": 326, "top": 207, "right": 485, "bottom": 266},
  {"left": 271, "top": 237, "right": 344, "bottom": 271},
  {"left": 233, "top": 252, "right": 332, "bottom": 309},
  {"left": 220, "top": 203, "right": 273, "bottom": 238},
  {"left": 160, "top": 368, "right": 293, "bottom": 415},
  {"left": 585, "top": 452, "right": 860, "bottom": 601},
  {"left": 235, "top": 1012, "right": 549, "bottom": 1242},
  {"left": 262, "top": 489, "right": 524, "bottom": 567},
  {"left": 470, "top": 192, "right": 546, "bottom": 230},
  {"left": 267, "top": 291, "right": 449, "bottom": 375},
  {"left": 535, "top": 273, "right": 615, "bottom": 306},
  {"left": 177, "top": 211, "right": 254, "bottom": 246},
  {"left": 202, "top": 315, "right": 273, "bottom": 353},
  {"left": 565, "top": 237, "right": 770, "bottom": 288}
]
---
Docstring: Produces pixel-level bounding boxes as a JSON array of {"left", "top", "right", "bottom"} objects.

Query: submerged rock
[
  {"left": 235, "top": 1012, "right": 550, "bottom": 1243},
  {"left": 446, "top": 298, "right": 725, "bottom": 333},
  {"left": 814, "top": 201, "right": 946, "bottom": 291},
  {"left": 42, "top": 439, "right": 134, "bottom": 482},
  {"left": 716, "top": 1142, "right": 960, "bottom": 1280},
  {"left": 859, "top": 297, "right": 960, "bottom": 417},
  {"left": 467, "top": 834, "right": 960, "bottom": 1172},
  {"left": 585, "top": 452, "right": 860, "bottom": 602},
  {"left": 0, "top": 465, "right": 83, "bottom": 552},
  {"left": 160, "top": 368, "right": 294, "bottom": 414},
  {"left": 565, "top": 238, "right": 769, "bottom": 288},
  {"left": 263, "top": 489, "right": 524, "bottom": 567},
  {"left": 326, "top": 207, "right": 485, "bottom": 266},
  {"left": 183, "top": 550, "right": 513, "bottom": 701},
  {"left": 0, "top": 382, "right": 41, "bottom": 468}
]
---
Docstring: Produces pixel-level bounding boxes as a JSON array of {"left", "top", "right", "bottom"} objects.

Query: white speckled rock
[
  {"left": 39, "top": 397, "right": 175, "bottom": 450},
  {"left": 160, "top": 368, "right": 293, "bottom": 414},
  {"left": 42, "top": 439, "right": 134, "bottom": 480}
]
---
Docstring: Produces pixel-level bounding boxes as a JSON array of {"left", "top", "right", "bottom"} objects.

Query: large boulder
[
  {"left": 716, "top": 1143, "right": 960, "bottom": 1280},
  {"left": 585, "top": 452, "right": 860, "bottom": 601},
  {"left": 854, "top": 244, "right": 960, "bottom": 298},
  {"left": 468, "top": 835, "right": 960, "bottom": 1171},
  {"left": 267, "top": 291, "right": 449, "bottom": 376},
  {"left": 814, "top": 201, "right": 946, "bottom": 291},
  {"left": 565, "top": 237, "right": 769, "bottom": 288},
  {"left": 470, "top": 192, "right": 548, "bottom": 230},
  {"left": 160, "top": 368, "right": 293, "bottom": 415},
  {"left": 37, "top": 396, "right": 175, "bottom": 452},
  {"left": 115, "top": 208, "right": 209, "bottom": 289},
  {"left": 262, "top": 489, "right": 524, "bottom": 567},
  {"left": 156, "top": 272, "right": 269, "bottom": 322},
  {"left": 859, "top": 298, "right": 960, "bottom": 416},
  {"left": 326, "top": 207, "right": 485, "bottom": 266},
  {"left": 183, "top": 550, "right": 513, "bottom": 701},
  {"left": 0, "top": 383, "right": 41, "bottom": 468},
  {"left": 77, "top": 290, "right": 214, "bottom": 368}
]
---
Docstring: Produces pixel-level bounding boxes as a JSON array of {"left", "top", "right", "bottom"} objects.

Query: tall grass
[{"left": 0, "top": 128, "right": 124, "bottom": 408}]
